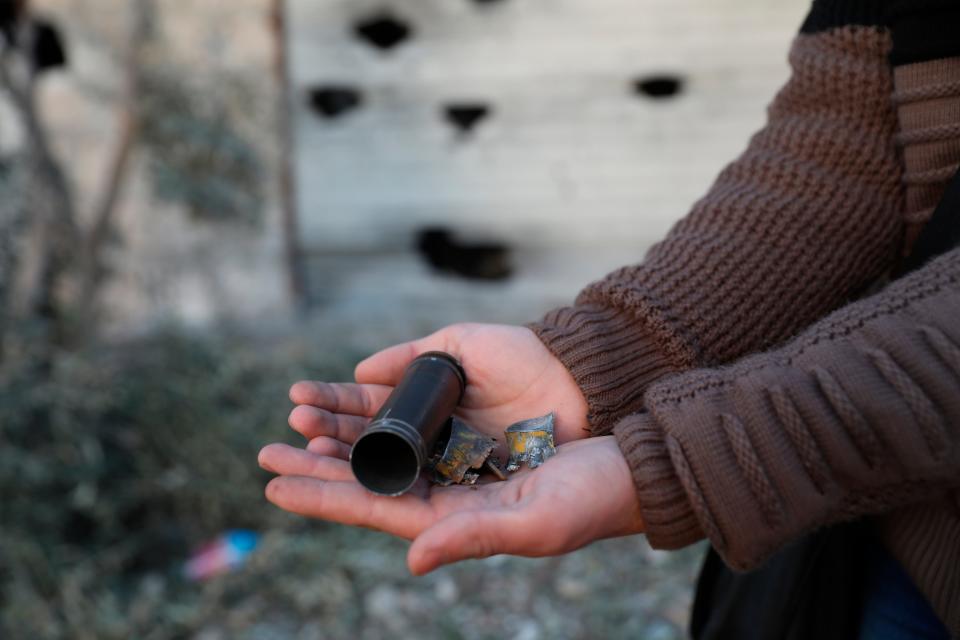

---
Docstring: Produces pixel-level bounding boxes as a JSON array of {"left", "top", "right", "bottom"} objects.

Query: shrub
[{"left": 0, "top": 329, "right": 359, "bottom": 638}]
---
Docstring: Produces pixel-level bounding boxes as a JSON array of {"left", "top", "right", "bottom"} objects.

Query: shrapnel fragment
[
  {"left": 505, "top": 413, "right": 556, "bottom": 471},
  {"left": 430, "top": 417, "right": 498, "bottom": 486},
  {"left": 484, "top": 456, "right": 508, "bottom": 480},
  {"left": 426, "top": 413, "right": 558, "bottom": 486}
]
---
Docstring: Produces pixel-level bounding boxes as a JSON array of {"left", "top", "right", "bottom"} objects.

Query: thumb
[
  {"left": 407, "top": 509, "right": 529, "bottom": 575},
  {"left": 354, "top": 330, "right": 457, "bottom": 385}
]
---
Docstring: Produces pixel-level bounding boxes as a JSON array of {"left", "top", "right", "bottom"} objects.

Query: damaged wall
[
  {"left": 4, "top": 0, "right": 808, "bottom": 334},
  {"left": 288, "top": 0, "right": 808, "bottom": 326},
  {"left": 290, "top": 0, "right": 809, "bottom": 251}
]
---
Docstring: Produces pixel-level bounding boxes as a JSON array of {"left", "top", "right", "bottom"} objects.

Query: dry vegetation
[{"left": 0, "top": 330, "right": 702, "bottom": 639}]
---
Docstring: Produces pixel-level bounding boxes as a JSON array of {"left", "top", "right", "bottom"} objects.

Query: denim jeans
[{"left": 858, "top": 544, "right": 950, "bottom": 640}]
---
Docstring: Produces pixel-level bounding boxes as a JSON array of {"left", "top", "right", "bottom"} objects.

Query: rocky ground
[
  {"left": 191, "top": 526, "right": 706, "bottom": 640},
  {"left": 1, "top": 326, "right": 705, "bottom": 639}
]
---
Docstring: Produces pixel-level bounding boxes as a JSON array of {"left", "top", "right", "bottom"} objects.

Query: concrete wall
[
  {"left": 290, "top": 0, "right": 808, "bottom": 251},
  {"left": 288, "top": 0, "right": 809, "bottom": 335},
  {"left": 6, "top": 0, "right": 810, "bottom": 338}
]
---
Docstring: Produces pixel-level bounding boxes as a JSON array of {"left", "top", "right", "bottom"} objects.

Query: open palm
[
  {"left": 258, "top": 436, "right": 644, "bottom": 574},
  {"left": 286, "top": 323, "right": 591, "bottom": 457}
]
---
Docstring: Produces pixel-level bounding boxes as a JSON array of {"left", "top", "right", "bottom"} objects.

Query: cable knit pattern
[
  {"left": 768, "top": 385, "right": 831, "bottom": 491},
  {"left": 528, "top": 27, "right": 904, "bottom": 433},
  {"left": 811, "top": 366, "right": 885, "bottom": 468},
  {"left": 615, "top": 248, "right": 960, "bottom": 636}
]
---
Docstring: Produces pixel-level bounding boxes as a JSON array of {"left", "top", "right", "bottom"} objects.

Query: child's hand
[
  {"left": 258, "top": 436, "right": 644, "bottom": 574},
  {"left": 285, "top": 323, "right": 591, "bottom": 454}
]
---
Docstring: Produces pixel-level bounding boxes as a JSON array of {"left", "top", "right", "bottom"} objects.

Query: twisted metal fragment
[
  {"left": 505, "top": 413, "right": 556, "bottom": 471},
  {"left": 430, "top": 417, "right": 498, "bottom": 486}
]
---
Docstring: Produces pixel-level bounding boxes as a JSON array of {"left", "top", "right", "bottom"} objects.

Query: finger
[
  {"left": 264, "top": 476, "right": 435, "bottom": 540},
  {"left": 289, "top": 381, "right": 393, "bottom": 417},
  {"left": 289, "top": 405, "right": 368, "bottom": 444},
  {"left": 407, "top": 508, "right": 532, "bottom": 575},
  {"left": 306, "top": 436, "right": 351, "bottom": 460},
  {"left": 354, "top": 331, "right": 455, "bottom": 385},
  {"left": 258, "top": 443, "right": 355, "bottom": 482}
]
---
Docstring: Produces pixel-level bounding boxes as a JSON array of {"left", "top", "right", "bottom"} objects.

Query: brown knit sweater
[{"left": 529, "top": 4, "right": 960, "bottom": 634}]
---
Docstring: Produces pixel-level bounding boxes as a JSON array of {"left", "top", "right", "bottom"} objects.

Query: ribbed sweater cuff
[
  {"left": 614, "top": 412, "right": 704, "bottom": 550},
  {"left": 527, "top": 304, "right": 680, "bottom": 435}
]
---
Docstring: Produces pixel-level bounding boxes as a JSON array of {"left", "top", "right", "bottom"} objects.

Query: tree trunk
[
  {"left": 270, "top": 0, "right": 308, "bottom": 310},
  {"left": 0, "top": 48, "right": 79, "bottom": 344},
  {"left": 72, "top": 0, "right": 152, "bottom": 326}
]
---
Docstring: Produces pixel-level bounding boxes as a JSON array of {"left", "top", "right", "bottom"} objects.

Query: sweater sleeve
[
  {"left": 614, "top": 247, "right": 960, "bottom": 570},
  {"left": 528, "top": 24, "right": 905, "bottom": 434}
]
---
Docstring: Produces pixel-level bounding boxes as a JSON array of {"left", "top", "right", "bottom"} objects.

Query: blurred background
[{"left": 0, "top": 0, "right": 805, "bottom": 637}]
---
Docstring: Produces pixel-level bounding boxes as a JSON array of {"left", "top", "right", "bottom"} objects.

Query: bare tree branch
[
  {"left": 1, "top": 25, "right": 78, "bottom": 334},
  {"left": 74, "top": 0, "right": 152, "bottom": 312}
]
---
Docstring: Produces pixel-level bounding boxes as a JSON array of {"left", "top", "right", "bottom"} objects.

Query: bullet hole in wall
[
  {"left": 417, "top": 227, "right": 513, "bottom": 281},
  {"left": 0, "top": 10, "right": 67, "bottom": 72},
  {"left": 634, "top": 74, "right": 684, "bottom": 99},
  {"left": 308, "top": 86, "right": 363, "bottom": 119},
  {"left": 353, "top": 12, "right": 413, "bottom": 51},
  {"left": 31, "top": 19, "right": 67, "bottom": 72},
  {"left": 443, "top": 103, "right": 491, "bottom": 135}
]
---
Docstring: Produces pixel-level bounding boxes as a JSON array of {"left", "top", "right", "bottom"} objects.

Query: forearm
[
  {"left": 615, "top": 247, "right": 960, "bottom": 570},
  {"left": 530, "top": 20, "right": 905, "bottom": 432}
]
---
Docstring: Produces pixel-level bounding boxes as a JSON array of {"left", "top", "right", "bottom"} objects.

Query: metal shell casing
[{"left": 350, "top": 351, "right": 465, "bottom": 496}]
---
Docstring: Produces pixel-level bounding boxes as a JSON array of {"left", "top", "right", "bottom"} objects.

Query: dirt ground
[
  {"left": 0, "top": 328, "right": 705, "bottom": 639},
  {"left": 192, "top": 526, "right": 706, "bottom": 640}
]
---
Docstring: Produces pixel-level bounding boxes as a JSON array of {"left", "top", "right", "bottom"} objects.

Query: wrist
[
  {"left": 613, "top": 413, "right": 704, "bottom": 550},
  {"left": 592, "top": 436, "right": 647, "bottom": 538},
  {"left": 527, "top": 304, "right": 688, "bottom": 435}
]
